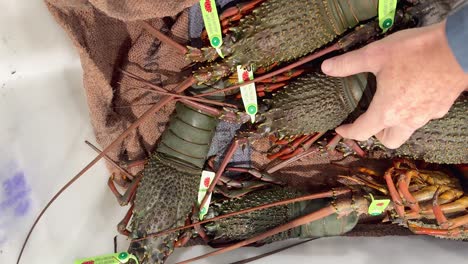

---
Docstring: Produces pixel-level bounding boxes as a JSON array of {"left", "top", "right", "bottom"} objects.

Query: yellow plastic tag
[
  {"left": 368, "top": 194, "right": 390, "bottom": 216},
  {"left": 197, "top": 170, "right": 215, "bottom": 220},
  {"left": 236, "top": 65, "right": 258, "bottom": 123},
  {"left": 200, "top": 0, "right": 224, "bottom": 57},
  {"left": 74, "top": 252, "right": 139, "bottom": 264},
  {"left": 378, "top": 0, "right": 398, "bottom": 32}
]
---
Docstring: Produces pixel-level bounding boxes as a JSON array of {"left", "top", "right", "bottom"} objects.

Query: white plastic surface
[{"left": 0, "top": 1, "right": 466, "bottom": 264}]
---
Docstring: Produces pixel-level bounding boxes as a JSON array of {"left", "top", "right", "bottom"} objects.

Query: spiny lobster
[
  {"left": 173, "top": 160, "right": 467, "bottom": 263},
  {"left": 258, "top": 73, "right": 468, "bottom": 164},
  {"left": 16, "top": 1, "right": 462, "bottom": 264}
]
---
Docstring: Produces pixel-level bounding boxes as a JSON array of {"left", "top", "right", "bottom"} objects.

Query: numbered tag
[
  {"left": 74, "top": 252, "right": 139, "bottom": 264},
  {"left": 368, "top": 194, "right": 390, "bottom": 216},
  {"left": 378, "top": 0, "right": 398, "bottom": 32},
  {"left": 236, "top": 65, "right": 258, "bottom": 123},
  {"left": 200, "top": 0, "right": 224, "bottom": 57},
  {"left": 197, "top": 170, "right": 215, "bottom": 220}
]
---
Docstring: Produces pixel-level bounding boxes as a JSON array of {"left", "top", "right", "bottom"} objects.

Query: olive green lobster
[
  {"left": 16, "top": 1, "right": 462, "bottom": 264},
  {"left": 258, "top": 73, "right": 468, "bottom": 164},
  {"left": 174, "top": 160, "right": 467, "bottom": 263}
]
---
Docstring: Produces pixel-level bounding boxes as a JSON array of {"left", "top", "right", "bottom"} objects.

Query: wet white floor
[{"left": 0, "top": 1, "right": 466, "bottom": 263}]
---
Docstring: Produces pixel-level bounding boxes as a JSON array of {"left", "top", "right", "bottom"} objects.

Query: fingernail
[{"left": 321, "top": 59, "right": 333, "bottom": 74}]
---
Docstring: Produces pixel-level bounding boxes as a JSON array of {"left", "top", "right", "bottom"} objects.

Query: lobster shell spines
[
  {"left": 397, "top": 95, "right": 468, "bottom": 164},
  {"left": 226, "top": 0, "right": 378, "bottom": 69},
  {"left": 259, "top": 73, "right": 368, "bottom": 136},
  {"left": 208, "top": 187, "right": 358, "bottom": 244},
  {"left": 130, "top": 153, "right": 201, "bottom": 262}
]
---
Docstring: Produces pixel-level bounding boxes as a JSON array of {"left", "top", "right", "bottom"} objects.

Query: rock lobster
[
  {"left": 17, "top": 0, "right": 465, "bottom": 264},
  {"left": 258, "top": 73, "right": 468, "bottom": 164},
  {"left": 173, "top": 160, "right": 467, "bottom": 263}
]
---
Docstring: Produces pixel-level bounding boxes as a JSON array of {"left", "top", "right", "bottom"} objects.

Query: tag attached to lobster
[
  {"left": 237, "top": 65, "right": 258, "bottom": 123},
  {"left": 378, "top": 0, "right": 398, "bottom": 32},
  {"left": 198, "top": 170, "right": 216, "bottom": 220},
  {"left": 368, "top": 194, "right": 390, "bottom": 216},
  {"left": 74, "top": 251, "right": 139, "bottom": 264},
  {"left": 200, "top": 0, "right": 224, "bottom": 57}
]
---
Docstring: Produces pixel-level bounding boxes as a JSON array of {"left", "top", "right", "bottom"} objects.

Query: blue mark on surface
[
  {"left": 0, "top": 172, "right": 31, "bottom": 216},
  {"left": 0, "top": 163, "right": 32, "bottom": 245}
]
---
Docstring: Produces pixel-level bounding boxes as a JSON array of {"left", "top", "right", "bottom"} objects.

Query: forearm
[{"left": 446, "top": 2, "right": 468, "bottom": 73}]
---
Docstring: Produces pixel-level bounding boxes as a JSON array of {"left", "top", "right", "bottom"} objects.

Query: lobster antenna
[
  {"left": 84, "top": 140, "right": 134, "bottom": 181},
  {"left": 229, "top": 238, "right": 317, "bottom": 264},
  {"left": 132, "top": 188, "right": 350, "bottom": 242},
  {"left": 16, "top": 77, "right": 196, "bottom": 264},
  {"left": 141, "top": 21, "right": 189, "bottom": 55}
]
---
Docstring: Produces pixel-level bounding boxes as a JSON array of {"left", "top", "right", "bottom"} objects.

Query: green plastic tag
[
  {"left": 197, "top": 170, "right": 215, "bottom": 220},
  {"left": 74, "top": 252, "right": 139, "bottom": 264},
  {"left": 200, "top": 0, "right": 224, "bottom": 57},
  {"left": 368, "top": 194, "right": 390, "bottom": 216},
  {"left": 378, "top": 0, "right": 397, "bottom": 32},
  {"left": 236, "top": 65, "right": 258, "bottom": 123}
]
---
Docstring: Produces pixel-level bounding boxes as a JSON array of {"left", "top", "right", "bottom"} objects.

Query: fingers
[
  {"left": 335, "top": 109, "right": 384, "bottom": 141},
  {"left": 376, "top": 125, "right": 417, "bottom": 149},
  {"left": 321, "top": 46, "right": 379, "bottom": 77}
]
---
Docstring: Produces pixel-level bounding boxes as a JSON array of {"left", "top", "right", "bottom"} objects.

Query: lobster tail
[
  {"left": 157, "top": 102, "right": 218, "bottom": 168},
  {"left": 328, "top": 0, "right": 379, "bottom": 34},
  {"left": 259, "top": 73, "right": 368, "bottom": 136}
]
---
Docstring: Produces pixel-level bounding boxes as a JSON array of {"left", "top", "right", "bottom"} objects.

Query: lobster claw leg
[
  {"left": 408, "top": 220, "right": 468, "bottom": 240},
  {"left": 384, "top": 168, "right": 406, "bottom": 218},
  {"left": 117, "top": 204, "right": 135, "bottom": 236}
]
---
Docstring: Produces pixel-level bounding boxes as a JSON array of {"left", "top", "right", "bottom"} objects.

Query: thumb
[{"left": 321, "top": 46, "right": 377, "bottom": 77}]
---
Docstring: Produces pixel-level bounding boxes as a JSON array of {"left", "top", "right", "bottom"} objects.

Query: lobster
[
  {"left": 258, "top": 73, "right": 468, "bottom": 164},
  {"left": 16, "top": 1, "right": 462, "bottom": 264},
  {"left": 173, "top": 160, "right": 467, "bottom": 263}
]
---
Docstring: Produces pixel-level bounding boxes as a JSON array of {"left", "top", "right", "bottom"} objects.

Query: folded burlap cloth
[{"left": 46, "top": 0, "right": 412, "bottom": 238}]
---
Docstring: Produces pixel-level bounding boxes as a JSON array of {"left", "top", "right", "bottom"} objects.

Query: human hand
[{"left": 321, "top": 20, "right": 468, "bottom": 149}]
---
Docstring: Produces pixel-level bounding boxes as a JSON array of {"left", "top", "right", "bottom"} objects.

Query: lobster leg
[
  {"left": 396, "top": 171, "right": 421, "bottom": 214},
  {"left": 117, "top": 204, "right": 135, "bottom": 236},
  {"left": 219, "top": 0, "right": 266, "bottom": 24},
  {"left": 278, "top": 132, "right": 325, "bottom": 160},
  {"left": 420, "top": 196, "right": 468, "bottom": 217},
  {"left": 432, "top": 188, "right": 449, "bottom": 225},
  {"left": 107, "top": 176, "right": 142, "bottom": 206},
  {"left": 384, "top": 168, "right": 406, "bottom": 218},
  {"left": 409, "top": 225, "right": 468, "bottom": 239},
  {"left": 142, "top": 21, "right": 220, "bottom": 63},
  {"left": 199, "top": 137, "right": 249, "bottom": 210},
  {"left": 267, "top": 135, "right": 311, "bottom": 160}
]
